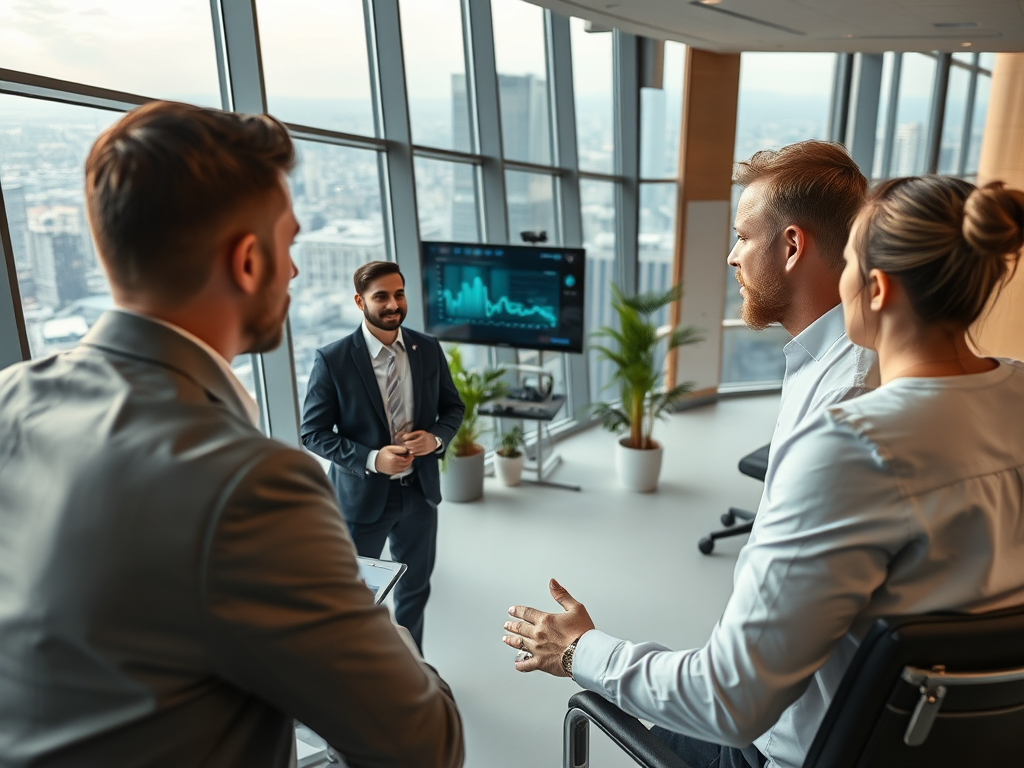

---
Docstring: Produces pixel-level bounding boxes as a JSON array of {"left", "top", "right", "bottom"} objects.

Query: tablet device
[{"left": 357, "top": 556, "right": 407, "bottom": 604}]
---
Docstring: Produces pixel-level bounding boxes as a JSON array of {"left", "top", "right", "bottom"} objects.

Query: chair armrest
[{"left": 565, "top": 692, "right": 695, "bottom": 768}]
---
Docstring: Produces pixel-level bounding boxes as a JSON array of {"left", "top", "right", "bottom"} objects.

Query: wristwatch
[
  {"left": 434, "top": 434, "right": 443, "bottom": 452},
  {"left": 561, "top": 637, "right": 581, "bottom": 681}
]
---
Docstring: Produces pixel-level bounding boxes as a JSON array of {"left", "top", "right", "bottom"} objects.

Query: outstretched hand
[{"left": 502, "top": 579, "right": 595, "bottom": 676}]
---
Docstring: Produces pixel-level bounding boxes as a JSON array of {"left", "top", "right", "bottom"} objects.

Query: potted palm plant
[
  {"left": 494, "top": 424, "right": 526, "bottom": 487},
  {"left": 591, "top": 283, "right": 703, "bottom": 492},
  {"left": 442, "top": 345, "right": 506, "bottom": 502}
]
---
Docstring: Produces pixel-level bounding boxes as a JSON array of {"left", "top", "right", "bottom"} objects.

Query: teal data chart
[{"left": 436, "top": 265, "right": 560, "bottom": 330}]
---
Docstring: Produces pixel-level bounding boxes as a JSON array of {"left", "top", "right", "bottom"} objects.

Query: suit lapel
[
  {"left": 81, "top": 311, "right": 253, "bottom": 425},
  {"left": 350, "top": 329, "right": 389, "bottom": 431},
  {"left": 405, "top": 330, "right": 423, "bottom": 427}
]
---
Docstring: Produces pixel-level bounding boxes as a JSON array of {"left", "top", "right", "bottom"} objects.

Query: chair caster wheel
[
  {"left": 721, "top": 512, "right": 735, "bottom": 527},
  {"left": 698, "top": 537, "right": 714, "bottom": 555}
]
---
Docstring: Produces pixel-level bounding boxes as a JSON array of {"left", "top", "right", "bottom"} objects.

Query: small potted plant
[
  {"left": 494, "top": 424, "right": 526, "bottom": 487},
  {"left": 591, "top": 283, "right": 703, "bottom": 492},
  {"left": 442, "top": 345, "right": 506, "bottom": 502}
]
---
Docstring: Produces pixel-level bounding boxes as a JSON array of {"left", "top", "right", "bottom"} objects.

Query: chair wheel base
[
  {"left": 698, "top": 537, "right": 714, "bottom": 555},
  {"left": 721, "top": 512, "right": 736, "bottom": 527}
]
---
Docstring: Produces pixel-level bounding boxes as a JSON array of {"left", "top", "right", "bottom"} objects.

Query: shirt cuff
[
  {"left": 433, "top": 434, "right": 444, "bottom": 454},
  {"left": 572, "top": 629, "right": 622, "bottom": 691},
  {"left": 366, "top": 450, "right": 379, "bottom": 473}
]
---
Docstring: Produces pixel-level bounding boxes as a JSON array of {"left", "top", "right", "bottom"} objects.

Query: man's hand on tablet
[{"left": 502, "top": 579, "right": 595, "bottom": 677}]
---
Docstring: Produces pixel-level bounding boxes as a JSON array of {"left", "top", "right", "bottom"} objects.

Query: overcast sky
[{"left": 1, "top": 0, "right": 845, "bottom": 105}]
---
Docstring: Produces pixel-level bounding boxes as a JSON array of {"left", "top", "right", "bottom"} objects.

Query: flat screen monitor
[{"left": 421, "top": 241, "right": 586, "bottom": 353}]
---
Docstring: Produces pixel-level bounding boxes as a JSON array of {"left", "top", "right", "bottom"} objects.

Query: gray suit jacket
[{"left": 0, "top": 311, "right": 463, "bottom": 768}]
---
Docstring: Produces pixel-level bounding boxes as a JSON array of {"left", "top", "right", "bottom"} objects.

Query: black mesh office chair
[
  {"left": 698, "top": 444, "right": 770, "bottom": 555},
  {"left": 563, "top": 603, "right": 1024, "bottom": 768}
]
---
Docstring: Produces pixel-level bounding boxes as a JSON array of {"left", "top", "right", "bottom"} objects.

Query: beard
[
  {"left": 242, "top": 237, "right": 289, "bottom": 354},
  {"left": 363, "top": 304, "right": 406, "bottom": 332},
  {"left": 737, "top": 268, "right": 790, "bottom": 331}
]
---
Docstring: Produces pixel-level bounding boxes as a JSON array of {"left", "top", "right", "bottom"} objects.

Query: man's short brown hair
[
  {"left": 733, "top": 140, "right": 867, "bottom": 270},
  {"left": 353, "top": 261, "right": 404, "bottom": 295},
  {"left": 85, "top": 100, "right": 295, "bottom": 303}
]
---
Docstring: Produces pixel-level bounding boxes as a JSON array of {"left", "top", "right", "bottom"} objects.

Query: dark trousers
[
  {"left": 347, "top": 477, "right": 437, "bottom": 653},
  {"left": 650, "top": 726, "right": 766, "bottom": 768}
]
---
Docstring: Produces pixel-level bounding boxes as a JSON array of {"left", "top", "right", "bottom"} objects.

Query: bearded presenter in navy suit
[{"left": 301, "top": 261, "right": 464, "bottom": 652}]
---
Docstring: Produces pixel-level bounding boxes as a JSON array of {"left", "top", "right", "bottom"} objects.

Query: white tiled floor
[{"left": 415, "top": 393, "right": 779, "bottom": 768}]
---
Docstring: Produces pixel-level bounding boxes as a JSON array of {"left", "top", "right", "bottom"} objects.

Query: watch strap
[{"left": 561, "top": 636, "right": 581, "bottom": 681}]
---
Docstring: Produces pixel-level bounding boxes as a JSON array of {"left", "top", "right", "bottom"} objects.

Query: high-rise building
[
  {"left": 892, "top": 122, "right": 924, "bottom": 177},
  {"left": 27, "top": 206, "right": 91, "bottom": 310}
]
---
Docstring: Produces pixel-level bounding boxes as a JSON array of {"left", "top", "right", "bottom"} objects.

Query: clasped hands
[
  {"left": 502, "top": 579, "right": 595, "bottom": 677},
  {"left": 375, "top": 430, "right": 438, "bottom": 475}
]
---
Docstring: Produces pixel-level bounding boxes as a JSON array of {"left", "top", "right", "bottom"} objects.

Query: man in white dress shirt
[{"left": 502, "top": 141, "right": 875, "bottom": 768}]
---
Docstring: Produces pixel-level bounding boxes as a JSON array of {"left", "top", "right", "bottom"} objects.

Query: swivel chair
[
  {"left": 698, "top": 444, "right": 770, "bottom": 555},
  {"left": 563, "top": 603, "right": 1024, "bottom": 768}
]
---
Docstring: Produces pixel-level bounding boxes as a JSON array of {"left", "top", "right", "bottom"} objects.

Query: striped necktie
[{"left": 384, "top": 345, "right": 409, "bottom": 442}]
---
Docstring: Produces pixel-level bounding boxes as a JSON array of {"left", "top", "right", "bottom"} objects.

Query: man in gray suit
[{"left": 0, "top": 101, "right": 463, "bottom": 768}]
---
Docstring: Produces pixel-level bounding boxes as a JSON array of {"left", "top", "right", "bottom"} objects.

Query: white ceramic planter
[
  {"left": 494, "top": 451, "right": 525, "bottom": 487},
  {"left": 615, "top": 438, "right": 663, "bottom": 493},
  {"left": 442, "top": 448, "right": 485, "bottom": 502}
]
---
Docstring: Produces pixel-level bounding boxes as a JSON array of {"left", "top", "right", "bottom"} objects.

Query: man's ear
[
  {"left": 228, "top": 233, "right": 261, "bottom": 296},
  {"left": 782, "top": 224, "right": 807, "bottom": 273},
  {"left": 354, "top": 292, "right": 365, "bottom": 312},
  {"left": 867, "top": 268, "right": 891, "bottom": 312}
]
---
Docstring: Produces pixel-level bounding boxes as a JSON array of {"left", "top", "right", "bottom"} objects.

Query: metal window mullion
[
  {"left": 0, "top": 183, "right": 30, "bottom": 369},
  {"left": 364, "top": 0, "right": 424, "bottom": 331},
  {"left": 925, "top": 52, "right": 951, "bottom": 174},
  {"left": 215, "top": 0, "right": 299, "bottom": 445},
  {"left": 464, "top": 0, "right": 508, "bottom": 245},
  {"left": 880, "top": 53, "right": 903, "bottom": 178},
  {"left": 829, "top": 53, "right": 854, "bottom": 144},
  {"left": 957, "top": 52, "right": 979, "bottom": 177},
  {"left": 848, "top": 53, "right": 883, "bottom": 177},
  {"left": 613, "top": 30, "right": 639, "bottom": 297},
  {"left": 546, "top": 9, "right": 588, "bottom": 419},
  {"left": 0, "top": 68, "right": 146, "bottom": 112}
]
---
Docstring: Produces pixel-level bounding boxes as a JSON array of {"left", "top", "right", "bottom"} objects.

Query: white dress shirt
[
  {"left": 756, "top": 304, "right": 879, "bottom": 523},
  {"left": 574, "top": 359, "right": 1024, "bottom": 768},
  {"left": 112, "top": 308, "right": 260, "bottom": 427},
  {"left": 361, "top": 321, "right": 415, "bottom": 477}
]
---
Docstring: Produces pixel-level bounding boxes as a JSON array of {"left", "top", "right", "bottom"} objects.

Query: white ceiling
[{"left": 531, "top": 0, "right": 1024, "bottom": 53}]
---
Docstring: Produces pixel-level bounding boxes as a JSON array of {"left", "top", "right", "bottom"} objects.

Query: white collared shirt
[
  {"left": 111, "top": 308, "right": 260, "bottom": 427},
  {"left": 361, "top": 321, "right": 414, "bottom": 476}
]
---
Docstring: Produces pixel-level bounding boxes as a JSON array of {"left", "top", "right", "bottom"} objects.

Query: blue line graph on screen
[{"left": 437, "top": 265, "right": 560, "bottom": 330}]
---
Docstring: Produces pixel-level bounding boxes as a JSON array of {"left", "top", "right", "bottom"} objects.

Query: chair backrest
[{"left": 803, "top": 604, "right": 1024, "bottom": 768}]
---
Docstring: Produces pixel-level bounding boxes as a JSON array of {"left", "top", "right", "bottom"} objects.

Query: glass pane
[
  {"left": 720, "top": 324, "right": 790, "bottom": 386},
  {"left": 288, "top": 141, "right": 388, "bottom": 405},
  {"left": 400, "top": 0, "right": 472, "bottom": 151},
  {"left": 579, "top": 179, "right": 616, "bottom": 403},
  {"left": 872, "top": 52, "right": 896, "bottom": 179},
  {"left": 638, "top": 183, "right": 677, "bottom": 333},
  {"left": 0, "top": 96, "right": 117, "bottom": 360},
  {"left": 735, "top": 53, "right": 835, "bottom": 162},
  {"left": 256, "top": 0, "right": 375, "bottom": 136},
  {"left": 891, "top": 53, "right": 936, "bottom": 176},
  {"left": 570, "top": 17, "right": 613, "bottom": 174},
  {"left": 939, "top": 64, "right": 971, "bottom": 174},
  {"left": 491, "top": 0, "right": 552, "bottom": 165},
  {"left": 0, "top": 0, "right": 220, "bottom": 105},
  {"left": 979, "top": 53, "right": 996, "bottom": 71},
  {"left": 952, "top": 52, "right": 976, "bottom": 65},
  {"left": 505, "top": 170, "right": 558, "bottom": 246},
  {"left": 0, "top": 95, "right": 258, "bottom": 401},
  {"left": 966, "top": 73, "right": 991, "bottom": 174},
  {"left": 641, "top": 41, "right": 686, "bottom": 179},
  {"left": 415, "top": 158, "right": 480, "bottom": 243}
]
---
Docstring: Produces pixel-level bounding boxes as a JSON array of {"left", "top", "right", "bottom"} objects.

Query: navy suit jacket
[{"left": 300, "top": 326, "right": 464, "bottom": 524}]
